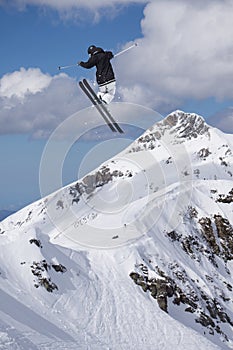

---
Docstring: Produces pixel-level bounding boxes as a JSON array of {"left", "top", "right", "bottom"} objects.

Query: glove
[{"left": 77, "top": 61, "right": 82, "bottom": 66}]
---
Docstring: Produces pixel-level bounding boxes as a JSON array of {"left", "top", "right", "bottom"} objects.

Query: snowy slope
[{"left": 0, "top": 110, "right": 233, "bottom": 350}]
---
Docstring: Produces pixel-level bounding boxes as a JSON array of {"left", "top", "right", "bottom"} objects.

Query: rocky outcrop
[
  {"left": 128, "top": 111, "right": 210, "bottom": 153},
  {"left": 129, "top": 269, "right": 174, "bottom": 313},
  {"left": 29, "top": 238, "right": 42, "bottom": 248},
  {"left": 197, "top": 147, "right": 212, "bottom": 159},
  {"left": 129, "top": 197, "right": 233, "bottom": 344},
  {"left": 214, "top": 214, "right": 233, "bottom": 261},
  {"left": 165, "top": 208, "right": 233, "bottom": 266},
  {"left": 199, "top": 217, "right": 220, "bottom": 256},
  {"left": 69, "top": 165, "right": 132, "bottom": 204},
  {"left": 30, "top": 259, "right": 67, "bottom": 292},
  {"left": 129, "top": 262, "right": 233, "bottom": 341},
  {"left": 217, "top": 188, "right": 233, "bottom": 204},
  {"left": 163, "top": 111, "right": 210, "bottom": 140}
]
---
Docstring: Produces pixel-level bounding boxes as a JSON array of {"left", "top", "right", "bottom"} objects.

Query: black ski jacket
[{"left": 79, "top": 48, "right": 115, "bottom": 86}]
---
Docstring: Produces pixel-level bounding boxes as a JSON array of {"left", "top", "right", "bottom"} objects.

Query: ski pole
[
  {"left": 114, "top": 42, "right": 138, "bottom": 58},
  {"left": 58, "top": 42, "right": 138, "bottom": 70},
  {"left": 58, "top": 63, "right": 79, "bottom": 71}
]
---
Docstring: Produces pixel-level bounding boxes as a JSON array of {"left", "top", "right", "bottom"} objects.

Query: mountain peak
[
  {"left": 154, "top": 110, "right": 210, "bottom": 141},
  {"left": 128, "top": 110, "right": 211, "bottom": 153}
]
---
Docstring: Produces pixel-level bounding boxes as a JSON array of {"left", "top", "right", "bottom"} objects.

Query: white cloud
[
  {"left": 116, "top": 0, "right": 233, "bottom": 111},
  {"left": 0, "top": 67, "right": 52, "bottom": 99},
  {"left": 0, "top": 0, "right": 147, "bottom": 20},
  {"left": 0, "top": 68, "right": 85, "bottom": 138}
]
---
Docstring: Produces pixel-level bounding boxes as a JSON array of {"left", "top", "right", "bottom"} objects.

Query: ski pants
[{"left": 98, "top": 81, "right": 116, "bottom": 104}]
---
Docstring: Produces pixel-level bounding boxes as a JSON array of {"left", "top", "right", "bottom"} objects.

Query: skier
[{"left": 78, "top": 45, "right": 116, "bottom": 104}]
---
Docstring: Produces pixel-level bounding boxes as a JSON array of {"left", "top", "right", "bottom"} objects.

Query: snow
[{"left": 0, "top": 110, "right": 233, "bottom": 349}]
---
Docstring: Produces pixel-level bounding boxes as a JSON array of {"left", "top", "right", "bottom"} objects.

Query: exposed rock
[
  {"left": 30, "top": 259, "right": 67, "bottom": 292},
  {"left": 214, "top": 214, "right": 233, "bottom": 261},
  {"left": 166, "top": 230, "right": 182, "bottom": 242},
  {"left": 69, "top": 166, "right": 134, "bottom": 203},
  {"left": 181, "top": 236, "right": 195, "bottom": 255},
  {"left": 130, "top": 268, "right": 175, "bottom": 313},
  {"left": 159, "top": 111, "right": 210, "bottom": 140},
  {"left": 197, "top": 148, "right": 212, "bottom": 159},
  {"left": 186, "top": 206, "right": 198, "bottom": 219},
  {"left": 29, "top": 238, "right": 42, "bottom": 248},
  {"left": 37, "top": 278, "right": 58, "bottom": 293},
  {"left": 196, "top": 312, "right": 215, "bottom": 328},
  {"left": 130, "top": 261, "right": 233, "bottom": 341},
  {"left": 128, "top": 111, "right": 210, "bottom": 153},
  {"left": 199, "top": 217, "right": 220, "bottom": 256},
  {"left": 216, "top": 188, "right": 233, "bottom": 204}
]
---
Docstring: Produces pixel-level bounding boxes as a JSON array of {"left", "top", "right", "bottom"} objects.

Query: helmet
[{"left": 87, "top": 45, "right": 97, "bottom": 55}]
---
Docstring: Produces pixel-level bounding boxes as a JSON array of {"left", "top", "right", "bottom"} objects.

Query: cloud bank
[
  {"left": 117, "top": 0, "right": 233, "bottom": 112},
  {"left": 0, "top": 0, "right": 147, "bottom": 21},
  {"left": 0, "top": 68, "right": 52, "bottom": 99},
  {"left": 0, "top": 68, "right": 85, "bottom": 138}
]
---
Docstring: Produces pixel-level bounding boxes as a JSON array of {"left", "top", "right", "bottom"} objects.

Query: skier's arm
[
  {"left": 78, "top": 56, "right": 96, "bottom": 69},
  {"left": 106, "top": 51, "right": 114, "bottom": 60}
]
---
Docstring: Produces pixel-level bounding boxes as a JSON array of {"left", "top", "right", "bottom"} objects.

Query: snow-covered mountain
[{"left": 0, "top": 110, "right": 233, "bottom": 350}]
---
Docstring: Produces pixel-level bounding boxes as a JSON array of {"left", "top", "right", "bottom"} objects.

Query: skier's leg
[
  {"left": 97, "top": 87, "right": 106, "bottom": 103},
  {"left": 104, "top": 81, "right": 116, "bottom": 104},
  {"left": 98, "top": 82, "right": 116, "bottom": 104}
]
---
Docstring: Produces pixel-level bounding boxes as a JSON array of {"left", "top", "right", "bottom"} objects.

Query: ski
[
  {"left": 79, "top": 80, "right": 117, "bottom": 132},
  {"left": 81, "top": 79, "right": 124, "bottom": 134}
]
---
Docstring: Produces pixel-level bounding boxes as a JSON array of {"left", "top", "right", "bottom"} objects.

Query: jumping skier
[{"left": 78, "top": 45, "right": 116, "bottom": 104}]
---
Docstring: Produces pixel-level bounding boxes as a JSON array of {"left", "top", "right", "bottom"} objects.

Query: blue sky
[
  {"left": 0, "top": 0, "right": 233, "bottom": 211},
  {"left": 0, "top": 3, "right": 144, "bottom": 77}
]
